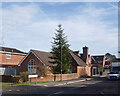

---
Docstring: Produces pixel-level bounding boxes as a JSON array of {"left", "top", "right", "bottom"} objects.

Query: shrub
[
  {"left": 20, "top": 72, "right": 30, "bottom": 82},
  {"left": 37, "top": 65, "right": 46, "bottom": 76},
  {"left": 12, "top": 76, "right": 20, "bottom": 83}
]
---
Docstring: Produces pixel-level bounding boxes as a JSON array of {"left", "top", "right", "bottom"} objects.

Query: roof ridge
[
  {"left": 31, "top": 49, "right": 50, "bottom": 53},
  {"left": 0, "top": 46, "right": 26, "bottom": 54}
]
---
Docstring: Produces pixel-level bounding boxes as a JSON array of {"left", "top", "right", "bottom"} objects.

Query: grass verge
[{"left": 0, "top": 81, "right": 56, "bottom": 87}]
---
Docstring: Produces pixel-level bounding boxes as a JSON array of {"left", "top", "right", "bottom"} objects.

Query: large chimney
[{"left": 83, "top": 46, "right": 88, "bottom": 64}]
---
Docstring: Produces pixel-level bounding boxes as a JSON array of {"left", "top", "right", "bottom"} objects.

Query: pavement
[
  {"left": 32, "top": 77, "right": 93, "bottom": 87},
  {"left": 31, "top": 74, "right": 107, "bottom": 87}
]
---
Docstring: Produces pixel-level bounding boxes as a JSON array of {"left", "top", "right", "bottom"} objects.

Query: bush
[
  {"left": 20, "top": 72, "right": 30, "bottom": 82},
  {"left": 12, "top": 76, "right": 21, "bottom": 83}
]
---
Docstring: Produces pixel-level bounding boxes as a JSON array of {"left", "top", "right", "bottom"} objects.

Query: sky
[{"left": 0, "top": 2, "right": 118, "bottom": 57}]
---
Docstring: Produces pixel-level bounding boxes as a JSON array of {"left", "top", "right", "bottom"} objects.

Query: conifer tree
[{"left": 50, "top": 24, "right": 72, "bottom": 74}]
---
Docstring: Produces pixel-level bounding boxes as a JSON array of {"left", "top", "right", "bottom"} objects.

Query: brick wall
[
  {"left": 77, "top": 66, "right": 91, "bottom": 77},
  {"left": 31, "top": 73, "right": 78, "bottom": 82},
  {"left": 20, "top": 53, "right": 53, "bottom": 75},
  {"left": 1, "top": 75, "right": 20, "bottom": 83}
]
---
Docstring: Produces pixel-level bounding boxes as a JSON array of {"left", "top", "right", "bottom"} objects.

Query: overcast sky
[{"left": 1, "top": 2, "right": 118, "bottom": 56}]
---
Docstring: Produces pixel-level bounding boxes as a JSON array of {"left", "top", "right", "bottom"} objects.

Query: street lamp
[{"left": 61, "top": 44, "right": 62, "bottom": 81}]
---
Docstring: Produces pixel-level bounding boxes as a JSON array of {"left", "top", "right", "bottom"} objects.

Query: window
[
  {"left": 98, "top": 61, "right": 102, "bottom": 63},
  {"left": 6, "top": 54, "right": 11, "bottom": 59},
  {"left": 28, "top": 59, "right": 36, "bottom": 74}
]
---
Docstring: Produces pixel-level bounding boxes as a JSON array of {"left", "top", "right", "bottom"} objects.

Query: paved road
[{"left": 1, "top": 76, "right": 120, "bottom": 96}]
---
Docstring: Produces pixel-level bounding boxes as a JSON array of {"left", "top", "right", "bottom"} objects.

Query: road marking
[
  {"left": 16, "top": 89, "right": 20, "bottom": 91},
  {"left": 47, "top": 91, "right": 64, "bottom": 96},
  {"left": 100, "top": 91, "right": 104, "bottom": 95},
  {"left": 8, "top": 90, "right": 12, "bottom": 92},
  {"left": 86, "top": 78, "right": 93, "bottom": 80},
  {"left": 54, "top": 91, "right": 64, "bottom": 94}
]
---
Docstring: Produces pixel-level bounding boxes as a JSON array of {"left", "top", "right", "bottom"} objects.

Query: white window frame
[
  {"left": 6, "top": 54, "right": 11, "bottom": 59},
  {"left": 28, "top": 59, "right": 36, "bottom": 74}
]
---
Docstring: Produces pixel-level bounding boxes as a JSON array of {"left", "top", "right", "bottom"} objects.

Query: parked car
[{"left": 107, "top": 71, "right": 120, "bottom": 80}]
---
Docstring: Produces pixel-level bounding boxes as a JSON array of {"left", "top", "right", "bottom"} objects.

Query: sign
[
  {"left": 28, "top": 74, "right": 38, "bottom": 85},
  {"left": 28, "top": 75, "right": 38, "bottom": 78}
]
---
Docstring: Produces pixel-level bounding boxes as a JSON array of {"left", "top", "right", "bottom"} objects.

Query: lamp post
[{"left": 61, "top": 44, "right": 62, "bottom": 81}]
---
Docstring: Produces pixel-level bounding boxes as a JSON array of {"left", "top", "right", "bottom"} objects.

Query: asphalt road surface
[{"left": 1, "top": 76, "right": 120, "bottom": 96}]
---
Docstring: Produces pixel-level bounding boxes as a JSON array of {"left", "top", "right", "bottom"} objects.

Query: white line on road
[
  {"left": 53, "top": 91, "right": 64, "bottom": 94},
  {"left": 86, "top": 78, "right": 93, "bottom": 80},
  {"left": 16, "top": 89, "right": 20, "bottom": 91},
  {"left": 47, "top": 91, "right": 64, "bottom": 96},
  {"left": 8, "top": 90, "right": 12, "bottom": 92},
  {"left": 100, "top": 91, "right": 104, "bottom": 95}
]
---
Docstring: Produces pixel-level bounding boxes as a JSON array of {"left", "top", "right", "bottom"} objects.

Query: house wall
[
  {"left": 20, "top": 52, "right": 42, "bottom": 73},
  {"left": 0, "top": 67, "right": 19, "bottom": 75},
  {"left": 77, "top": 66, "right": 91, "bottom": 77},
  {"left": 20, "top": 53, "right": 53, "bottom": 75},
  {"left": 91, "top": 57, "right": 105, "bottom": 75}
]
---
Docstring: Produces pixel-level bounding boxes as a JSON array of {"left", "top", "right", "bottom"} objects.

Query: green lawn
[{"left": 0, "top": 81, "right": 56, "bottom": 87}]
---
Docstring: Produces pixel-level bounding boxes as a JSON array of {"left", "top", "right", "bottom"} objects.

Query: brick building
[
  {"left": 19, "top": 50, "right": 56, "bottom": 76},
  {"left": 91, "top": 55, "right": 105, "bottom": 75},
  {"left": 19, "top": 48, "right": 91, "bottom": 77},
  {"left": 70, "top": 50, "right": 87, "bottom": 73},
  {"left": 0, "top": 47, "right": 27, "bottom": 75},
  {"left": 72, "top": 46, "right": 91, "bottom": 77},
  {"left": 73, "top": 46, "right": 91, "bottom": 66}
]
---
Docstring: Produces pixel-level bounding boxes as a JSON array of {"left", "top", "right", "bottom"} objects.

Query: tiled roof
[
  {"left": 32, "top": 50, "right": 87, "bottom": 66},
  {"left": 32, "top": 50, "right": 56, "bottom": 66},
  {"left": 91, "top": 55, "right": 105, "bottom": 64},
  {"left": 73, "top": 51, "right": 79, "bottom": 55},
  {"left": 70, "top": 51, "right": 87, "bottom": 66}
]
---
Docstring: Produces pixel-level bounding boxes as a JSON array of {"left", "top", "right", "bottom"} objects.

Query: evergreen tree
[{"left": 50, "top": 24, "right": 72, "bottom": 74}]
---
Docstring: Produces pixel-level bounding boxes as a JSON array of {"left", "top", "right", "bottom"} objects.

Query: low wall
[
  {"left": 31, "top": 73, "right": 78, "bottom": 82},
  {"left": 1, "top": 75, "right": 20, "bottom": 83}
]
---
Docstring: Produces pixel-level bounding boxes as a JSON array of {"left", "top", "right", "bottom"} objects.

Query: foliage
[
  {"left": 20, "top": 72, "right": 30, "bottom": 82},
  {"left": 50, "top": 24, "right": 72, "bottom": 74},
  {"left": 37, "top": 65, "right": 46, "bottom": 76},
  {"left": 12, "top": 76, "right": 21, "bottom": 83}
]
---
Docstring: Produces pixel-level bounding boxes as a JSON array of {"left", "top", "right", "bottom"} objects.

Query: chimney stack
[{"left": 83, "top": 46, "right": 89, "bottom": 64}]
